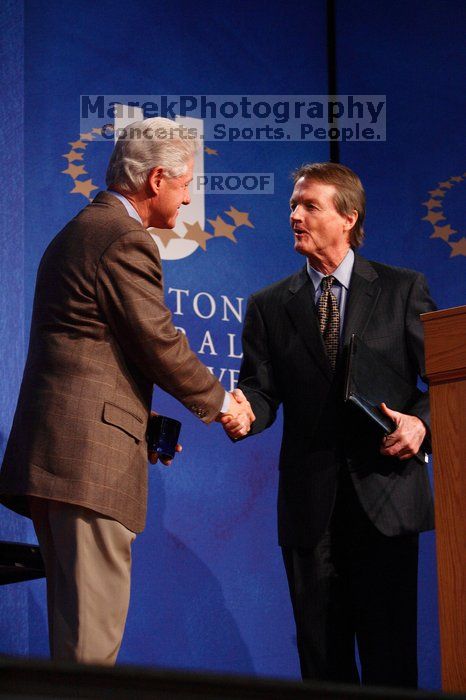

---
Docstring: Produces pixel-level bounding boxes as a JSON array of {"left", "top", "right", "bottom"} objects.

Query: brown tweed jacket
[{"left": 0, "top": 192, "right": 225, "bottom": 532}]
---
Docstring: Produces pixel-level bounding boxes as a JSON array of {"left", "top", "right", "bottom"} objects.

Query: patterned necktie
[{"left": 317, "top": 275, "right": 340, "bottom": 370}]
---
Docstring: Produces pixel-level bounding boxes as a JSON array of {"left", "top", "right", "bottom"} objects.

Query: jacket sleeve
[
  {"left": 404, "top": 271, "right": 437, "bottom": 448},
  {"left": 95, "top": 230, "right": 225, "bottom": 423},
  {"left": 238, "top": 295, "right": 281, "bottom": 435}
]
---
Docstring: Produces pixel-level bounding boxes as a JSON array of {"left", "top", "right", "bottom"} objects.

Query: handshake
[
  {"left": 150, "top": 390, "right": 255, "bottom": 467},
  {"left": 217, "top": 388, "right": 255, "bottom": 439}
]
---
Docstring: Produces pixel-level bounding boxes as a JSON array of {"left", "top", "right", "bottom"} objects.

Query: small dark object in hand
[{"left": 147, "top": 415, "right": 181, "bottom": 461}]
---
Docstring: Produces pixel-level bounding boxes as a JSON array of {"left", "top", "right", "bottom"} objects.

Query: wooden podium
[{"left": 421, "top": 305, "right": 466, "bottom": 693}]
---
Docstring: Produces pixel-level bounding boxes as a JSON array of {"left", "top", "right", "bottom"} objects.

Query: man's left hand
[
  {"left": 379, "top": 402, "right": 426, "bottom": 460},
  {"left": 149, "top": 443, "right": 182, "bottom": 466},
  {"left": 148, "top": 410, "right": 182, "bottom": 466}
]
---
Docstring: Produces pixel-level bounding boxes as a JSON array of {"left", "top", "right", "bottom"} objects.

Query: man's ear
[
  {"left": 344, "top": 209, "right": 358, "bottom": 233},
  {"left": 147, "top": 167, "right": 164, "bottom": 195}
]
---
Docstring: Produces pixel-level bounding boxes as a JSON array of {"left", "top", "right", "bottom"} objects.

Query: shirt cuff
[{"left": 220, "top": 391, "right": 231, "bottom": 414}]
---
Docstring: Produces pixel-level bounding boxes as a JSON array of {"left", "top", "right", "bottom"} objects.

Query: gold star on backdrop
[
  {"left": 183, "top": 221, "right": 212, "bottom": 250},
  {"left": 422, "top": 175, "right": 464, "bottom": 255},
  {"left": 62, "top": 163, "right": 87, "bottom": 178},
  {"left": 224, "top": 206, "right": 254, "bottom": 229},
  {"left": 422, "top": 210, "right": 446, "bottom": 225},
  {"left": 79, "top": 132, "right": 94, "bottom": 141},
  {"left": 208, "top": 215, "right": 237, "bottom": 242},
  {"left": 152, "top": 229, "right": 180, "bottom": 247},
  {"left": 62, "top": 150, "right": 84, "bottom": 163},
  {"left": 449, "top": 238, "right": 466, "bottom": 257},
  {"left": 92, "top": 127, "right": 103, "bottom": 134},
  {"left": 69, "top": 140, "right": 87, "bottom": 150},
  {"left": 430, "top": 224, "right": 457, "bottom": 241},
  {"left": 422, "top": 198, "right": 442, "bottom": 210},
  {"left": 204, "top": 147, "right": 218, "bottom": 156},
  {"left": 70, "top": 178, "right": 98, "bottom": 198}
]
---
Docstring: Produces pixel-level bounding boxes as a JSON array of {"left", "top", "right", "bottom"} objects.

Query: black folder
[{"left": 344, "top": 334, "right": 426, "bottom": 463}]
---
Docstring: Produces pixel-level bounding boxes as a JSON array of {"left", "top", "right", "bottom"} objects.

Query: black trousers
[{"left": 282, "top": 469, "right": 419, "bottom": 688}]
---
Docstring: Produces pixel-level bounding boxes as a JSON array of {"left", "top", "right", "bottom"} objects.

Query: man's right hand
[{"left": 218, "top": 388, "right": 255, "bottom": 438}]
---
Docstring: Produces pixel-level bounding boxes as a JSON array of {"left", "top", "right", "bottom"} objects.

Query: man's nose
[
  {"left": 183, "top": 190, "right": 191, "bottom": 206},
  {"left": 290, "top": 205, "right": 302, "bottom": 222}
]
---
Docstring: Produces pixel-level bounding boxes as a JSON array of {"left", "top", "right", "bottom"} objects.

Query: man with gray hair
[{"left": 0, "top": 117, "right": 254, "bottom": 664}]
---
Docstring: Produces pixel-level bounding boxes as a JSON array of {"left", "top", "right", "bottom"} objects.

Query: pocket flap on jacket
[{"left": 102, "top": 402, "right": 145, "bottom": 442}]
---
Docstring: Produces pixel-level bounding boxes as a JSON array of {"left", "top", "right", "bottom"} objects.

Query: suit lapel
[
  {"left": 342, "top": 255, "right": 381, "bottom": 347},
  {"left": 285, "top": 266, "right": 333, "bottom": 381},
  {"left": 284, "top": 256, "right": 381, "bottom": 381}
]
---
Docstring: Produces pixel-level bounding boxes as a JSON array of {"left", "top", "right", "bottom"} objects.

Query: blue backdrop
[{"left": 1, "top": 0, "right": 465, "bottom": 689}]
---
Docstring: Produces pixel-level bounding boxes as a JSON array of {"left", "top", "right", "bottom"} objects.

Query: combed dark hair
[{"left": 293, "top": 162, "right": 366, "bottom": 248}]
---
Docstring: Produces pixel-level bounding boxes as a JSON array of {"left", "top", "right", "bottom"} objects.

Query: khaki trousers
[{"left": 29, "top": 497, "right": 136, "bottom": 665}]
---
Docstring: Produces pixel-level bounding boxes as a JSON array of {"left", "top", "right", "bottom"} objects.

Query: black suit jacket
[{"left": 239, "top": 254, "right": 436, "bottom": 548}]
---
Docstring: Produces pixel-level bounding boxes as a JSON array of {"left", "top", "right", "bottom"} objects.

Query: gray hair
[{"left": 105, "top": 117, "right": 198, "bottom": 193}]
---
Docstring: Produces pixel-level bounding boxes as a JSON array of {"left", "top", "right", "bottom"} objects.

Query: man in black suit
[{"left": 222, "top": 163, "right": 436, "bottom": 688}]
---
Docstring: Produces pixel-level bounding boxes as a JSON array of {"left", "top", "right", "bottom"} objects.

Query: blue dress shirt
[
  {"left": 306, "top": 248, "right": 355, "bottom": 339},
  {"left": 107, "top": 190, "right": 143, "bottom": 225}
]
